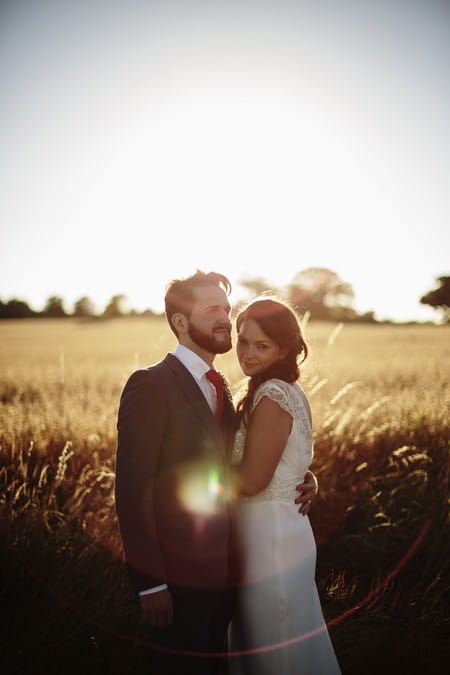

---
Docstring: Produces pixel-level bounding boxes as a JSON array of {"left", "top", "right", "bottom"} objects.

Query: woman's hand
[{"left": 295, "top": 470, "right": 318, "bottom": 515}]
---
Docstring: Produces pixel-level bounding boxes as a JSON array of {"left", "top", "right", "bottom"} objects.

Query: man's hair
[{"left": 164, "top": 270, "right": 232, "bottom": 336}]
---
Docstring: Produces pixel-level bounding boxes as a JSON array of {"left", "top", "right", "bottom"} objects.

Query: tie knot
[
  {"left": 206, "top": 369, "right": 222, "bottom": 387},
  {"left": 206, "top": 369, "right": 224, "bottom": 422}
]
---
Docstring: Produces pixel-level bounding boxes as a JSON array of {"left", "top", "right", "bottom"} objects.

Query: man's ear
[{"left": 171, "top": 312, "right": 189, "bottom": 334}]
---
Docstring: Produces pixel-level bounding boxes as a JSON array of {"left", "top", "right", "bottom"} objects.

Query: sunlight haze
[{"left": 1, "top": 0, "right": 449, "bottom": 321}]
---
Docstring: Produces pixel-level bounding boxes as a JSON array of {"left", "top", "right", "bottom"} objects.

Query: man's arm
[
  {"left": 116, "top": 368, "right": 176, "bottom": 627},
  {"left": 115, "top": 368, "right": 168, "bottom": 593}
]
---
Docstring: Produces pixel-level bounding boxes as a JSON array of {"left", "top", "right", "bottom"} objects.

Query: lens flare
[
  {"left": 177, "top": 462, "right": 224, "bottom": 515},
  {"left": 208, "top": 467, "right": 222, "bottom": 498}
]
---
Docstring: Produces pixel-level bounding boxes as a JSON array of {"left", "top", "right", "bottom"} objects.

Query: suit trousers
[{"left": 147, "top": 586, "right": 235, "bottom": 675}]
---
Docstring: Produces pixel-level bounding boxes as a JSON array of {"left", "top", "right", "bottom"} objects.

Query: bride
[{"left": 229, "top": 297, "right": 341, "bottom": 675}]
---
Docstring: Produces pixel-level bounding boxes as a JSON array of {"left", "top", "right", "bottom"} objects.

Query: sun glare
[
  {"left": 177, "top": 461, "right": 225, "bottom": 516},
  {"left": 102, "top": 83, "right": 363, "bottom": 293},
  {"left": 1, "top": 1, "right": 447, "bottom": 322}
]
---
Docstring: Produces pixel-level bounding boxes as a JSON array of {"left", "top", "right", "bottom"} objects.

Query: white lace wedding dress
[{"left": 229, "top": 379, "right": 340, "bottom": 675}]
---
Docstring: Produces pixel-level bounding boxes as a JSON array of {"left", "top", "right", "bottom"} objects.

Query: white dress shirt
[{"left": 139, "top": 345, "right": 219, "bottom": 597}]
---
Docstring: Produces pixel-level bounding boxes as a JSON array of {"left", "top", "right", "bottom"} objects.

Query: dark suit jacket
[{"left": 115, "top": 354, "right": 236, "bottom": 594}]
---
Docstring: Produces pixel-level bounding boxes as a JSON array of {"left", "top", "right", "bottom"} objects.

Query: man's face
[{"left": 187, "top": 285, "right": 232, "bottom": 355}]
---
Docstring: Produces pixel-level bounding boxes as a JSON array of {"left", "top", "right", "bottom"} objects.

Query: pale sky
[{"left": 1, "top": 0, "right": 449, "bottom": 321}]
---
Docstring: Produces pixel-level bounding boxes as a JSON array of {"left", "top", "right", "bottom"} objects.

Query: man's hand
[
  {"left": 295, "top": 470, "right": 318, "bottom": 515},
  {"left": 140, "top": 588, "right": 174, "bottom": 628}
]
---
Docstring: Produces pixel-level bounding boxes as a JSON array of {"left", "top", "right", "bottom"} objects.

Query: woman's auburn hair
[{"left": 235, "top": 297, "right": 308, "bottom": 425}]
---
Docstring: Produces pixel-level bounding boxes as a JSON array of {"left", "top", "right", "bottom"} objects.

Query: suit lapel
[{"left": 164, "top": 354, "right": 227, "bottom": 457}]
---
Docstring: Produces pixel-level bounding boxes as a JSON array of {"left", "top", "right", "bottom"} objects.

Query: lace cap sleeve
[{"left": 252, "top": 379, "right": 295, "bottom": 418}]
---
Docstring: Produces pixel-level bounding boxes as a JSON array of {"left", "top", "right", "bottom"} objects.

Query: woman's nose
[{"left": 244, "top": 344, "right": 255, "bottom": 358}]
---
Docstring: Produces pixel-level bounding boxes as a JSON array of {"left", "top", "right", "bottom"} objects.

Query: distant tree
[
  {"left": 141, "top": 308, "right": 158, "bottom": 317},
  {"left": 42, "top": 295, "right": 67, "bottom": 317},
  {"left": 73, "top": 296, "right": 96, "bottom": 318},
  {"left": 238, "top": 276, "right": 278, "bottom": 297},
  {"left": 103, "top": 294, "right": 128, "bottom": 318},
  {"left": 355, "top": 310, "right": 377, "bottom": 323},
  {"left": 420, "top": 276, "right": 450, "bottom": 322},
  {"left": 0, "top": 297, "right": 35, "bottom": 318},
  {"left": 286, "top": 267, "right": 354, "bottom": 320}
]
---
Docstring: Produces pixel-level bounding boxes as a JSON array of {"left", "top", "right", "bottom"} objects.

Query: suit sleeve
[{"left": 115, "top": 368, "right": 168, "bottom": 594}]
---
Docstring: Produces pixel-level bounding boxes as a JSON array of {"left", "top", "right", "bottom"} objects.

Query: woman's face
[{"left": 236, "top": 317, "right": 287, "bottom": 377}]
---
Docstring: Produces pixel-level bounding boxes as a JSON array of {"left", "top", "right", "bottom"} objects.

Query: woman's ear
[{"left": 171, "top": 312, "right": 188, "bottom": 334}]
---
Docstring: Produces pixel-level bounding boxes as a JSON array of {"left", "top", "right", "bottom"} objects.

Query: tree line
[
  {"left": 0, "top": 293, "right": 158, "bottom": 319},
  {"left": 1, "top": 269, "right": 449, "bottom": 322}
]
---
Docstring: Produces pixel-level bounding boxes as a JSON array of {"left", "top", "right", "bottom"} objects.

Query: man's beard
[{"left": 188, "top": 320, "right": 232, "bottom": 354}]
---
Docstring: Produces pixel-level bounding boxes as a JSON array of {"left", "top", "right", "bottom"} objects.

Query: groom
[{"left": 115, "top": 270, "right": 317, "bottom": 675}]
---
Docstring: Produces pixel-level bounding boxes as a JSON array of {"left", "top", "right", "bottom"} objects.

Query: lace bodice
[{"left": 232, "top": 379, "right": 313, "bottom": 503}]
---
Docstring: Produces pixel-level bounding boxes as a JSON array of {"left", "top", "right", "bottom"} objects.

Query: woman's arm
[{"left": 233, "top": 396, "right": 292, "bottom": 497}]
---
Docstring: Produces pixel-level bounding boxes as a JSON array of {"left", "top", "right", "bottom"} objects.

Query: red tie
[{"left": 206, "top": 369, "right": 224, "bottom": 423}]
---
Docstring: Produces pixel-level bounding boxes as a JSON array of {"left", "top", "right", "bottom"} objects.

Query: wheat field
[{"left": 1, "top": 318, "right": 449, "bottom": 674}]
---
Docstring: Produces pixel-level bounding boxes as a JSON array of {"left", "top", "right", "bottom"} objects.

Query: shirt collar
[{"left": 173, "top": 344, "right": 213, "bottom": 382}]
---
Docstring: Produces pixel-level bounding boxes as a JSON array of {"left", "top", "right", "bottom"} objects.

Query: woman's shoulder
[
  {"left": 254, "top": 377, "right": 288, "bottom": 397},
  {"left": 253, "top": 378, "right": 295, "bottom": 413},
  {"left": 253, "top": 379, "right": 312, "bottom": 425},
  {"left": 255, "top": 378, "right": 300, "bottom": 396}
]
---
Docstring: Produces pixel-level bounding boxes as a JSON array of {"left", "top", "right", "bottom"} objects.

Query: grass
[{"left": 1, "top": 318, "right": 449, "bottom": 673}]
